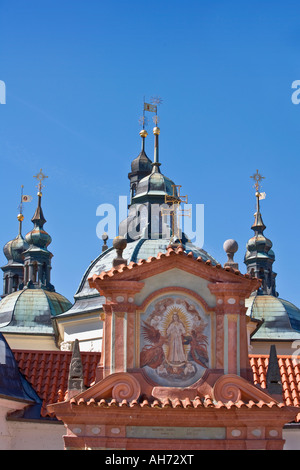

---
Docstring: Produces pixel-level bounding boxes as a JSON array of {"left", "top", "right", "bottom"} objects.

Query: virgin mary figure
[{"left": 166, "top": 313, "right": 187, "bottom": 365}]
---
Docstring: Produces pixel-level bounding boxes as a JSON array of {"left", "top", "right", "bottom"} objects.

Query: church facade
[{"left": 0, "top": 113, "right": 300, "bottom": 450}]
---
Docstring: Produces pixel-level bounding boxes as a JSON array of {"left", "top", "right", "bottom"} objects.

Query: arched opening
[
  {"left": 12, "top": 274, "right": 19, "bottom": 292},
  {"left": 25, "top": 263, "right": 29, "bottom": 283},
  {"left": 42, "top": 262, "right": 47, "bottom": 284},
  {"left": 4, "top": 276, "right": 8, "bottom": 295},
  {"left": 32, "top": 261, "right": 38, "bottom": 283}
]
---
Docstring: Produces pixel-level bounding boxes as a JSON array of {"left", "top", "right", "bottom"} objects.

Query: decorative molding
[
  {"left": 137, "top": 286, "right": 215, "bottom": 314},
  {"left": 212, "top": 374, "right": 279, "bottom": 404},
  {"left": 71, "top": 372, "right": 141, "bottom": 403}
]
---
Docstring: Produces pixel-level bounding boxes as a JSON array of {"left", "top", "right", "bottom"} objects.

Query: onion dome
[
  {"left": 3, "top": 214, "right": 29, "bottom": 263},
  {"left": 132, "top": 126, "right": 178, "bottom": 202},
  {"left": 128, "top": 129, "right": 153, "bottom": 202},
  {"left": 25, "top": 194, "right": 52, "bottom": 248},
  {"left": 130, "top": 130, "right": 152, "bottom": 174},
  {"left": 21, "top": 170, "right": 55, "bottom": 291},
  {"left": 244, "top": 181, "right": 277, "bottom": 296}
]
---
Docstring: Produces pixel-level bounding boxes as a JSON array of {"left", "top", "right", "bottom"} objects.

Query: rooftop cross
[
  {"left": 250, "top": 169, "right": 265, "bottom": 193},
  {"left": 34, "top": 169, "right": 48, "bottom": 194}
]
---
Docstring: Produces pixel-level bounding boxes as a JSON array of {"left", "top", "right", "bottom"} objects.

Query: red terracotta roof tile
[
  {"left": 13, "top": 349, "right": 101, "bottom": 418},
  {"left": 66, "top": 395, "right": 287, "bottom": 411},
  {"left": 90, "top": 244, "right": 259, "bottom": 283},
  {"left": 12, "top": 350, "right": 300, "bottom": 420}
]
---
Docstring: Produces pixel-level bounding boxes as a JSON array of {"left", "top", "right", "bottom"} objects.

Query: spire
[
  {"left": 23, "top": 170, "right": 54, "bottom": 291},
  {"left": 251, "top": 170, "right": 266, "bottom": 234},
  {"left": 31, "top": 169, "right": 47, "bottom": 227},
  {"left": 128, "top": 114, "right": 152, "bottom": 203},
  {"left": 25, "top": 170, "right": 51, "bottom": 249},
  {"left": 1, "top": 186, "right": 30, "bottom": 297},
  {"left": 152, "top": 122, "right": 161, "bottom": 173},
  {"left": 119, "top": 98, "right": 181, "bottom": 242},
  {"left": 244, "top": 170, "right": 277, "bottom": 296},
  {"left": 150, "top": 97, "right": 162, "bottom": 174}
]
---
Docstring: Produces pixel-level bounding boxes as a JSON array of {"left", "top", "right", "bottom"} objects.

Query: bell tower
[
  {"left": 244, "top": 170, "right": 277, "bottom": 296},
  {"left": 23, "top": 169, "right": 54, "bottom": 291}
]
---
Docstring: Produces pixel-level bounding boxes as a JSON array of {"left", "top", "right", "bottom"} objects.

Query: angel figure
[{"left": 140, "top": 322, "right": 166, "bottom": 369}]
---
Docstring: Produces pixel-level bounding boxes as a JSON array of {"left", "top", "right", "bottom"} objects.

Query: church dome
[
  {"left": 245, "top": 234, "right": 274, "bottom": 262},
  {"left": 0, "top": 288, "right": 72, "bottom": 334},
  {"left": 25, "top": 226, "right": 52, "bottom": 249},
  {"left": 132, "top": 125, "right": 178, "bottom": 203},
  {"left": 3, "top": 214, "right": 29, "bottom": 263},
  {"left": 61, "top": 238, "right": 219, "bottom": 318},
  {"left": 3, "top": 234, "right": 29, "bottom": 263},
  {"left": 130, "top": 149, "right": 152, "bottom": 174},
  {"left": 134, "top": 171, "right": 178, "bottom": 200},
  {"left": 246, "top": 293, "right": 300, "bottom": 341}
]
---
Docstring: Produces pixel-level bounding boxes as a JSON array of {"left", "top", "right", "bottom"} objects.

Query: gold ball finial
[
  {"left": 153, "top": 126, "right": 160, "bottom": 135},
  {"left": 139, "top": 129, "right": 148, "bottom": 138},
  {"left": 17, "top": 214, "right": 24, "bottom": 222}
]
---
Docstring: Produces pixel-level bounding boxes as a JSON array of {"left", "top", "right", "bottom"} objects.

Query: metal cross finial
[
  {"left": 250, "top": 169, "right": 265, "bottom": 192},
  {"left": 34, "top": 168, "right": 48, "bottom": 193}
]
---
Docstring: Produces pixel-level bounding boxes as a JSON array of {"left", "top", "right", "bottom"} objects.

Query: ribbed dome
[
  {"left": 246, "top": 293, "right": 300, "bottom": 341},
  {"left": 132, "top": 125, "right": 178, "bottom": 202},
  {"left": 133, "top": 171, "right": 178, "bottom": 200},
  {"left": 25, "top": 192, "right": 52, "bottom": 249},
  {"left": 245, "top": 234, "right": 274, "bottom": 262},
  {"left": 131, "top": 150, "right": 152, "bottom": 174},
  {"left": 0, "top": 288, "right": 72, "bottom": 334},
  {"left": 3, "top": 234, "right": 29, "bottom": 263},
  {"left": 25, "top": 227, "right": 52, "bottom": 248}
]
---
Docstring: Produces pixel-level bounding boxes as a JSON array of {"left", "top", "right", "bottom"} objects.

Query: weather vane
[
  {"left": 141, "top": 95, "right": 163, "bottom": 127},
  {"left": 34, "top": 168, "right": 48, "bottom": 193},
  {"left": 250, "top": 169, "right": 265, "bottom": 193},
  {"left": 150, "top": 96, "right": 163, "bottom": 106}
]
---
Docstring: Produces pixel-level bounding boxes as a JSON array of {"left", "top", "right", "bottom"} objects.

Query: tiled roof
[
  {"left": 13, "top": 350, "right": 101, "bottom": 418},
  {"left": 69, "top": 395, "right": 286, "bottom": 411},
  {"left": 250, "top": 355, "right": 300, "bottom": 411},
  {"left": 92, "top": 244, "right": 255, "bottom": 281},
  {"left": 12, "top": 350, "right": 300, "bottom": 421}
]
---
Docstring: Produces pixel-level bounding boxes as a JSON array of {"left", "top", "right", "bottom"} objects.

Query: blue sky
[{"left": 0, "top": 0, "right": 299, "bottom": 307}]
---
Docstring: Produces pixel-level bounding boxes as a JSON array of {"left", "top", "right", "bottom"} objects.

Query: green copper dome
[
  {"left": 132, "top": 126, "right": 178, "bottom": 203},
  {"left": 3, "top": 234, "right": 29, "bottom": 263},
  {"left": 0, "top": 288, "right": 72, "bottom": 334},
  {"left": 133, "top": 171, "right": 178, "bottom": 201},
  {"left": 246, "top": 293, "right": 300, "bottom": 341}
]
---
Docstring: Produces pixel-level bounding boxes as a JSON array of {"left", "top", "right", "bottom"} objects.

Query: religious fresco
[{"left": 140, "top": 294, "right": 210, "bottom": 387}]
